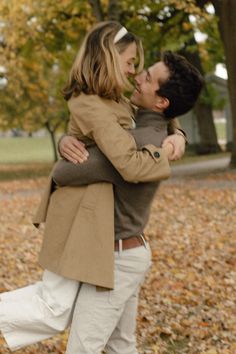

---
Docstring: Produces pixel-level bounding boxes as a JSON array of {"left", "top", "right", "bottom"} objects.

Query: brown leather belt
[{"left": 114, "top": 235, "right": 146, "bottom": 252}]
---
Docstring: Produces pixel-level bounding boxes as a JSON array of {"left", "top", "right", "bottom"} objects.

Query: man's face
[{"left": 130, "top": 61, "right": 170, "bottom": 111}]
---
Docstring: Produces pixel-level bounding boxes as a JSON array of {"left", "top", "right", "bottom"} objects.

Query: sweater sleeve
[
  {"left": 68, "top": 95, "right": 170, "bottom": 183},
  {"left": 52, "top": 148, "right": 124, "bottom": 187},
  {"left": 167, "top": 117, "right": 187, "bottom": 137},
  {"left": 167, "top": 118, "right": 181, "bottom": 134}
]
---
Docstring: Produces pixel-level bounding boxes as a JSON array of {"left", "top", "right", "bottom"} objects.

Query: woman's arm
[
  {"left": 68, "top": 95, "right": 170, "bottom": 183},
  {"left": 53, "top": 124, "right": 172, "bottom": 187}
]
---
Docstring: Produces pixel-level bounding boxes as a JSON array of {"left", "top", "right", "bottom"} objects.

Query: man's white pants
[
  {"left": 0, "top": 243, "right": 151, "bottom": 353},
  {"left": 66, "top": 244, "right": 152, "bottom": 354}
]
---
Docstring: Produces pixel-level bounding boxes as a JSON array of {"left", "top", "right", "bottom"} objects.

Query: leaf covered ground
[{"left": 0, "top": 170, "right": 236, "bottom": 354}]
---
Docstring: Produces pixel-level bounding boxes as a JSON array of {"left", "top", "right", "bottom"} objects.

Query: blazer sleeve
[
  {"left": 53, "top": 123, "right": 168, "bottom": 187},
  {"left": 68, "top": 96, "right": 170, "bottom": 183}
]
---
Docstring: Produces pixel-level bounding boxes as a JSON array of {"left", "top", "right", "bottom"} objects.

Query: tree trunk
[
  {"left": 108, "top": 0, "right": 121, "bottom": 21},
  {"left": 194, "top": 98, "right": 221, "bottom": 154},
  {"left": 45, "top": 122, "right": 58, "bottom": 162},
  {"left": 89, "top": 0, "right": 121, "bottom": 22},
  {"left": 89, "top": 0, "right": 104, "bottom": 21},
  {"left": 213, "top": 0, "right": 236, "bottom": 166},
  {"left": 179, "top": 40, "right": 221, "bottom": 154}
]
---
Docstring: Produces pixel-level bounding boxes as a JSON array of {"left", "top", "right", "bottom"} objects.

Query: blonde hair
[{"left": 63, "top": 21, "right": 144, "bottom": 101}]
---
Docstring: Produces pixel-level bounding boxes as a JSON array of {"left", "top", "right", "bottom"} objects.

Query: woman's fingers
[{"left": 59, "top": 136, "right": 89, "bottom": 163}]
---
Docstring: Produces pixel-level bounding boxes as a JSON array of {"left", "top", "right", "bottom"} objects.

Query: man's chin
[{"left": 130, "top": 94, "right": 138, "bottom": 106}]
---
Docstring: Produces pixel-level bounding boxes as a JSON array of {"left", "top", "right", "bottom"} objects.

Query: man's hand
[
  {"left": 162, "top": 132, "right": 186, "bottom": 161},
  {"left": 59, "top": 135, "right": 89, "bottom": 164}
]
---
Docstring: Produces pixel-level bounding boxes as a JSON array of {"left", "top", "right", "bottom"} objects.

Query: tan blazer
[{"left": 34, "top": 93, "right": 172, "bottom": 289}]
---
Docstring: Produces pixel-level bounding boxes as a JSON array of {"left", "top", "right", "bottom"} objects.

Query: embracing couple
[{"left": 0, "top": 21, "right": 203, "bottom": 353}]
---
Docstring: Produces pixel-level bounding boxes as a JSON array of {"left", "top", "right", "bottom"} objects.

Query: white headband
[{"left": 114, "top": 27, "right": 128, "bottom": 43}]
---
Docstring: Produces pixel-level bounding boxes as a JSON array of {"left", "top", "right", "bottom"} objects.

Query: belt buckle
[{"left": 118, "top": 239, "right": 123, "bottom": 253}]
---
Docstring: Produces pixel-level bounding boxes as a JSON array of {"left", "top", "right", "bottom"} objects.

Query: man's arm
[{"left": 53, "top": 146, "right": 124, "bottom": 187}]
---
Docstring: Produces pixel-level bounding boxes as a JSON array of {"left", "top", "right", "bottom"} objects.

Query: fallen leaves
[
  {"left": 138, "top": 171, "right": 236, "bottom": 353},
  {"left": 0, "top": 170, "right": 236, "bottom": 353}
]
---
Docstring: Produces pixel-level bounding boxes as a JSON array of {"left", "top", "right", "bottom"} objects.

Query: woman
[{"left": 0, "top": 21, "right": 175, "bottom": 351}]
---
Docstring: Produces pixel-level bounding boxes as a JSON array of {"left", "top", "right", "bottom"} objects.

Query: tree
[
  {"left": 179, "top": 36, "right": 221, "bottom": 154},
  {"left": 0, "top": 0, "right": 93, "bottom": 161},
  {"left": 212, "top": 0, "right": 236, "bottom": 166},
  {"left": 88, "top": 1, "right": 222, "bottom": 153},
  {"left": 1, "top": 0, "right": 234, "bottom": 163},
  {"left": 197, "top": 0, "right": 236, "bottom": 166}
]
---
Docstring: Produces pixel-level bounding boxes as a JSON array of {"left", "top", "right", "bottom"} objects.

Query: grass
[
  {"left": 171, "top": 150, "right": 230, "bottom": 166},
  {"left": 0, "top": 136, "right": 231, "bottom": 181},
  {"left": 0, "top": 163, "right": 53, "bottom": 181},
  {"left": 215, "top": 121, "right": 226, "bottom": 141},
  {"left": 0, "top": 136, "right": 56, "bottom": 180},
  {"left": 163, "top": 337, "right": 190, "bottom": 354},
  {"left": 0, "top": 136, "right": 56, "bottom": 164}
]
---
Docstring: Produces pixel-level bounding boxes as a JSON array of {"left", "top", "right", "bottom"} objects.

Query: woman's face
[{"left": 119, "top": 42, "right": 137, "bottom": 77}]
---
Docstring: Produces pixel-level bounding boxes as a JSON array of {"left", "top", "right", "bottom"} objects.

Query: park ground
[{"left": 0, "top": 138, "right": 236, "bottom": 354}]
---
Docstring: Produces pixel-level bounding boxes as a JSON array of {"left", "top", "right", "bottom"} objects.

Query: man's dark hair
[{"left": 157, "top": 51, "right": 204, "bottom": 119}]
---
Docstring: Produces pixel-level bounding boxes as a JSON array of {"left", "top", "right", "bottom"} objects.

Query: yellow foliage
[
  {"left": 0, "top": 0, "right": 93, "bottom": 131},
  {"left": 182, "top": 22, "right": 193, "bottom": 32}
]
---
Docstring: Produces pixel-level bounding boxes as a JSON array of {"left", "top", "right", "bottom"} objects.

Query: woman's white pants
[
  {"left": 0, "top": 244, "right": 151, "bottom": 353},
  {"left": 0, "top": 270, "right": 79, "bottom": 351}
]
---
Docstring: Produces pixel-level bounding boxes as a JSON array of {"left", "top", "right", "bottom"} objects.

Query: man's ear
[{"left": 155, "top": 96, "right": 170, "bottom": 111}]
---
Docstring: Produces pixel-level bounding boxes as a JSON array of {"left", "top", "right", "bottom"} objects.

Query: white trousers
[
  {"left": 0, "top": 244, "right": 151, "bottom": 353},
  {"left": 66, "top": 244, "right": 152, "bottom": 354},
  {"left": 0, "top": 271, "right": 79, "bottom": 351}
]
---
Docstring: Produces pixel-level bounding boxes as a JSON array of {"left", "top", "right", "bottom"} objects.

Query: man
[{"left": 54, "top": 51, "right": 204, "bottom": 353}]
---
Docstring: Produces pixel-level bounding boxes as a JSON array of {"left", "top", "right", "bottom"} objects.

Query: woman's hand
[
  {"left": 162, "top": 132, "right": 186, "bottom": 161},
  {"left": 59, "top": 135, "right": 89, "bottom": 164}
]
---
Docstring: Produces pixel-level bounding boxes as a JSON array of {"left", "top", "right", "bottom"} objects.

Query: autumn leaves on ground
[{"left": 0, "top": 166, "right": 236, "bottom": 354}]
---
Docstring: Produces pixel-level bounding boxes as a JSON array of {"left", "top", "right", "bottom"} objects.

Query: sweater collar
[{"left": 135, "top": 108, "right": 167, "bottom": 129}]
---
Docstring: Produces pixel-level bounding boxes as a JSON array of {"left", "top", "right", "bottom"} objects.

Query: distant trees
[
  {"left": 0, "top": 0, "right": 93, "bottom": 160},
  {"left": 212, "top": 0, "right": 236, "bottom": 166},
  {"left": 1, "top": 0, "right": 235, "bottom": 166}
]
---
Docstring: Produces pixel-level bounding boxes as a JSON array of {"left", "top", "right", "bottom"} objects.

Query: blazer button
[{"left": 154, "top": 151, "right": 160, "bottom": 158}]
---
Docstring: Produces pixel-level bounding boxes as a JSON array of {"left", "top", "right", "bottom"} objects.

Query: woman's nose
[{"left": 135, "top": 73, "right": 141, "bottom": 84}]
